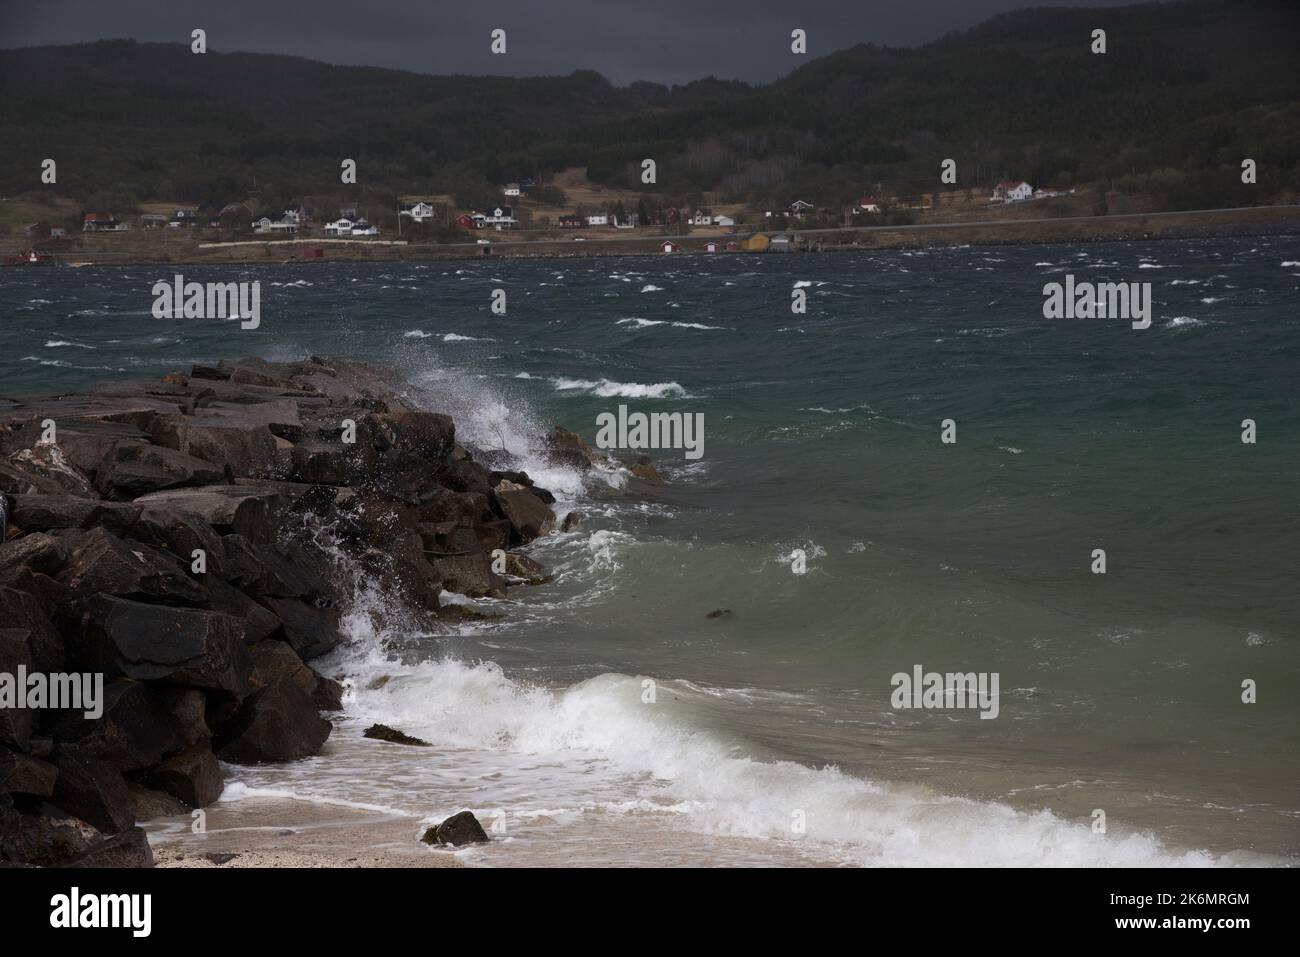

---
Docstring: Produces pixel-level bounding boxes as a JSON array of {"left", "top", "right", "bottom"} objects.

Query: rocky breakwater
[{"left": 0, "top": 357, "right": 561, "bottom": 867}]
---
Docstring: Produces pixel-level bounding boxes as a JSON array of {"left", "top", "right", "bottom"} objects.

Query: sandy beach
[{"left": 146, "top": 796, "right": 464, "bottom": 868}]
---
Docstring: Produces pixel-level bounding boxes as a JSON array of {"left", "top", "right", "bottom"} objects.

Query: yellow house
[{"left": 741, "top": 233, "right": 770, "bottom": 252}]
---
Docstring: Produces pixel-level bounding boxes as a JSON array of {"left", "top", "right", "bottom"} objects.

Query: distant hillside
[{"left": 1, "top": 0, "right": 1296, "bottom": 218}]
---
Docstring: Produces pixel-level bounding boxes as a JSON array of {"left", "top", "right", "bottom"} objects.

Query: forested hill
[{"left": 1, "top": 0, "right": 1296, "bottom": 213}]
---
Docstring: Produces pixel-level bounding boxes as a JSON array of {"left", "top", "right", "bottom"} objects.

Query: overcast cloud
[{"left": 0, "top": 0, "right": 1144, "bottom": 86}]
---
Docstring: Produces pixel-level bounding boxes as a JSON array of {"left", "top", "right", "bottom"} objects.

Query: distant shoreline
[{"left": 8, "top": 204, "right": 1299, "bottom": 267}]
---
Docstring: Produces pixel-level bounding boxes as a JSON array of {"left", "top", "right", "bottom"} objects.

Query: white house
[
  {"left": 612, "top": 213, "right": 639, "bottom": 229},
  {"left": 586, "top": 213, "right": 609, "bottom": 227},
  {"left": 282, "top": 205, "right": 304, "bottom": 224},
  {"left": 788, "top": 200, "right": 815, "bottom": 218},
  {"left": 324, "top": 218, "right": 355, "bottom": 236},
  {"left": 400, "top": 202, "right": 435, "bottom": 222},
  {"left": 857, "top": 196, "right": 880, "bottom": 213},
  {"left": 484, "top": 207, "right": 518, "bottom": 229},
  {"left": 691, "top": 209, "right": 713, "bottom": 226},
  {"left": 350, "top": 219, "right": 379, "bottom": 236},
  {"left": 252, "top": 216, "right": 298, "bottom": 235},
  {"left": 712, "top": 214, "right": 735, "bottom": 227},
  {"left": 503, "top": 183, "right": 521, "bottom": 197},
  {"left": 992, "top": 181, "right": 1034, "bottom": 203}
]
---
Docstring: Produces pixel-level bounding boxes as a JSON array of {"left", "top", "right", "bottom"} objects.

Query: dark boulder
[
  {"left": 74, "top": 596, "right": 252, "bottom": 696},
  {"left": 260, "top": 597, "right": 342, "bottom": 661},
  {"left": 363, "top": 724, "right": 430, "bottom": 747},
  {"left": 420, "top": 810, "right": 489, "bottom": 846},
  {"left": 62, "top": 826, "right": 154, "bottom": 868},
  {"left": 0, "top": 797, "right": 98, "bottom": 866},
  {"left": 133, "top": 485, "right": 291, "bottom": 543},
  {"left": 146, "top": 744, "right": 224, "bottom": 808},
  {"left": 49, "top": 683, "right": 207, "bottom": 772},
  {"left": 248, "top": 640, "right": 342, "bottom": 712},
  {"left": 95, "top": 442, "right": 226, "bottom": 499},
  {"left": 0, "top": 747, "right": 58, "bottom": 797},
  {"left": 213, "top": 679, "right": 332, "bottom": 764},
  {"left": 7, "top": 494, "right": 142, "bottom": 535},
  {"left": 0, "top": 586, "right": 64, "bottom": 674},
  {"left": 492, "top": 481, "right": 555, "bottom": 544},
  {"left": 0, "top": 531, "right": 69, "bottom": 578},
  {"left": 51, "top": 745, "right": 135, "bottom": 834},
  {"left": 56, "top": 527, "right": 208, "bottom": 606},
  {"left": 129, "top": 507, "right": 227, "bottom": 577}
]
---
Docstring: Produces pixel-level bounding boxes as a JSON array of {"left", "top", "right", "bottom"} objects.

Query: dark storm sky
[{"left": 1, "top": 0, "right": 1145, "bottom": 85}]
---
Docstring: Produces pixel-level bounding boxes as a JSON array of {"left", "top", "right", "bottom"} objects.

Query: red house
[
  {"left": 454, "top": 214, "right": 477, "bottom": 230},
  {"left": 82, "top": 212, "right": 120, "bottom": 232},
  {"left": 661, "top": 240, "right": 678, "bottom": 254}
]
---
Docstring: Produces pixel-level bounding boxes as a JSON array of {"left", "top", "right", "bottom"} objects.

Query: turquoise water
[{"left": 4, "top": 237, "right": 1298, "bottom": 864}]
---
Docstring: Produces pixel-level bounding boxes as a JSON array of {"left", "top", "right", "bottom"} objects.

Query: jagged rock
[
  {"left": 426, "top": 549, "right": 505, "bottom": 599},
  {"left": 56, "top": 527, "right": 207, "bottom": 606},
  {"left": 205, "top": 578, "right": 283, "bottom": 644},
  {"left": 363, "top": 724, "right": 431, "bottom": 747},
  {"left": 75, "top": 596, "right": 252, "bottom": 695},
  {"left": 127, "top": 782, "right": 190, "bottom": 822},
  {"left": 6, "top": 494, "right": 142, "bottom": 534},
  {"left": 129, "top": 507, "right": 227, "bottom": 576},
  {"left": 0, "top": 796, "right": 99, "bottom": 866},
  {"left": 560, "top": 511, "right": 581, "bottom": 532},
  {"left": 0, "top": 458, "right": 83, "bottom": 497},
  {"left": 49, "top": 684, "right": 207, "bottom": 772},
  {"left": 0, "top": 630, "right": 35, "bottom": 751},
  {"left": 0, "top": 586, "right": 64, "bottom": 675},
  {"left": 63, "top": 826, "right": 155, "bottom": 868},
  {"left": 493, "top": 480, "right": 555, "bottom": 543},
  {"left": 368, "top": 533, "right": 443, "bottom": 615},
  {"left": 95, "top": 442, "right": 226, "bottom": 498},
  {"left": 248, "top": 639, "right": 342, "bottom": 711},
  {"left": 133, "top": 485, "right": 290, "bottom": 543},
  {"left": 251, "top": 541, "right": 335, "bottom": 600},
  {"left": 546, "top": 426, "right": 598, "bottom": 470},
  {"left": 213, "top": 678, "right": 331, "bottom": 764},
  {"left": 630, "top": 456, "right": 663, "bottom": 483},
  {"left": 260, "top": 597, "right": 342, "bottom": 660},
  {"left": 503, "top": 552, "right": 552, "bottom": 585},
  {"left": 146, "top": 745, "right": 224, "bottom": 808},
  {"left": 148, "top": 415, "right": 281, "bottom": 479},
  {"left": 420, "top": 810, "right": 489, "bottom": 846},
  {"left": 51, "top": 745, "right": 135, "bottom": 834},
  {"left": 0, "top": 746, "right": 58, "bottom": 797},
  {"left": 436, "top": 457, "right": 494, "bottom": 497},
  {"left": 0, "top": 531, "right": 69, "bottom": 578}
]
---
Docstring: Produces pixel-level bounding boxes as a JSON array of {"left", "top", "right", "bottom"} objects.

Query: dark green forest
[{"left": 1, "top": 0, "right": 1296, "bottom": 216}]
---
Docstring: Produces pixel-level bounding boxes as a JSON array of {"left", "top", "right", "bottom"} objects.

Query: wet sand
[{"left": 145, "top": 796, "right": 465, "bottom": 869}]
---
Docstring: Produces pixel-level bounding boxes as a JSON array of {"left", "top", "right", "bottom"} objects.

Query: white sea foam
[
  {"left": 322, "top": 647, "right": 1224, "bottom": 867},
  {"left": 550, "top": 377, "right": 688, "bottom": 399}
]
